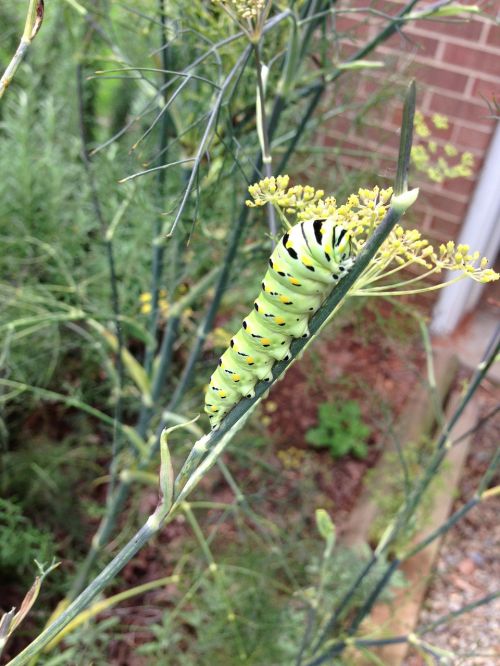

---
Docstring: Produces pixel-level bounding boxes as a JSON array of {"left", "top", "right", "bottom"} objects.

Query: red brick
[
  {"left": 414, "top": 63, "right": 468, "bottom": 94},
  {"left": 484, "top": 22, "right": 500, "bottom": 49},
  {"left": 335, "top": 154, "right": 370, "bottom": 172},
  {"left": 361, "top": 75, "right": 387, "bottom": 97},
  {"left": 335, "top": 14, "right": 366, "bottom": 34},
  {"left": 471, "top": 77, "right": 500, "bottom": 100},
  {"left": 382, "top": 29, "right": 439, "bottom": 57},
  {"left": 339, "top": 41, "right": 366, "bottom": 59},
  {"left": 414, "top": 17, "right": 484, "bottom": 42},
  {"left": 357, "top": 123, "right": 401, "bottom": 153},
  {"left": 429, "top": 92, "right": 492, "bottom": 126},
  {"left": 322, "top": 133, "right": 367, "bottom": 155},
  {"left": 429, "top": 215, "right": 464, "bottom": 240},
  {"left": 454, "top": 124, "right": 494, "bottom": 152},
  {"left": 444, "top": 175, "right": 476, "bottom": 196},
  {"left": 422, "top": 192, "right": 468, "bottom": 220},
  {"left": 443, "top": 43, "right": 499, "bottom": 79},
  {"left": 326, "top": 115, "right": 352, "bottom": 136},
  {"left": 411, "top": 33, "right": 441, "bottom": 58}
]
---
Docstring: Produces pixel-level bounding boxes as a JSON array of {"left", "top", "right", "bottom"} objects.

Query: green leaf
[{"left": 305, "top": 428, "right": 328, "bottom": 447}]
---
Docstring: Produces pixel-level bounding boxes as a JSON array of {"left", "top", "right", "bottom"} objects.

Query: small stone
[
  {"left": 469, "top": 551, "right": 485, "bottom": 566},
  {"left": 457, "top": 557, "right": 475, "bottom": 576}
]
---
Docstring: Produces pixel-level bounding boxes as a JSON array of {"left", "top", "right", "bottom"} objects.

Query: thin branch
[
  {"left": 0, "top": 0, "right": 44, "bottom": 100},
  {"left": 76, "top": 61, "right": 127, "bottom": 506},
  {"left": 253, "top": 42, "right": 277, "bottom": 242}
]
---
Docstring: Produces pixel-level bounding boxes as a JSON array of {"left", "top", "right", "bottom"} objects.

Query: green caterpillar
[{"left": 205, "top": 218, "right": 354, "bottom": 429}]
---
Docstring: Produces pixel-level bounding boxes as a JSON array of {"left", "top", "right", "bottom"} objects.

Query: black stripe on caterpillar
[{"left": 204, "top": 218, "right": 354, "bottom": 429}]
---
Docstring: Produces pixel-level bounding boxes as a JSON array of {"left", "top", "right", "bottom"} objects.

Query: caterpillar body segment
[
  {"left": 230, "top": 330, "right": 277, "bottom": 369},
  {"left": 205, "top": 218, "right": 354, "bottom": 428},
  {"left": 260, "top": 274, "right": 324, "bottom": 314}
]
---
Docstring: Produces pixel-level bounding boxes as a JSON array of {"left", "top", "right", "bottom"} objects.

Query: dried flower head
[{"left": 212, "top": 0, "right": 266, "bottom": 21}]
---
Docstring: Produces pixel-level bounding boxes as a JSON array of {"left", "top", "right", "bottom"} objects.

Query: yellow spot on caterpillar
[
  {"left": 274, "top": 316, "right": 286, "bottom": 325},
  {"left": 301, "top": 256, "right": 313, "bottom": 266},
  {"left": 219, "top": 391, "right": 226, "bottom": 398},
  {"left": 325, "top": 243, "right": 333, "bottom": 254},
  {"left": 320, "top": 227, "right": 325, "bottom": 234},
  {"left": 261, "top": 338, "right": 271, "bottom": 346},
  {"left": 279, "top": 295, "right": 292, "bottom": 304},
  {"left": 232, "top": 374, "right": 241, "bottom": 382},
  {"left": 289, "top": 277, "right": 301, "bottom": 286},
  {"left": 286, "top": 240, "right": 294, "bottom": 248},
  {"left": 246, "top": 357, "right": 254, "bottom": 364},
  {"left": 265, "top": 285, "right": 271, "bottom": 292},
  {"left": 211, "top": 406, "right": 219, "bottom": 413}
]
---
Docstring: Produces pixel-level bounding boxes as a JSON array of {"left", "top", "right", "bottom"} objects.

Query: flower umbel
[
  {"left": 412, "top": 111, "right": 474, "bottom": 183},
  {"left": 213, "top": 0, "right": 265, "bottom": 20},
  {"left": 246, "top": 176, "right": 499, "bottom": 295},
  {"left": 212, "top": 0, "right": 271, "bottom": 39}
]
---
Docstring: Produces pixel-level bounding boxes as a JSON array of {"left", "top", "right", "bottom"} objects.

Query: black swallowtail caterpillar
[{"left": 204, "top": 218, "right": 354, "bottom": 429}]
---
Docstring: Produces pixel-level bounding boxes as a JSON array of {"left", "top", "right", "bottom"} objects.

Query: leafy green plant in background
[
  {"left": 0, "top": 499, "right": 55, "bottom": 582},
  {"left": 306, "top": 401, "right": 371, "bottom": 459}
]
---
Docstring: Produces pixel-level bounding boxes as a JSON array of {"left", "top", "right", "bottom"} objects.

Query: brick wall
[{"left": 320, "top": 1, "right": 499, "bottom": 246}]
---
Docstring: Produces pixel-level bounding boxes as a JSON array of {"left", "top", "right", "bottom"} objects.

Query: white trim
[{"left": 431, "top": 122, "right": 500, "bottom": 336}]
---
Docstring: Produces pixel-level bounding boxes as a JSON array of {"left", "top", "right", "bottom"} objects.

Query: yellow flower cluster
[
  {"left": 139, "top": 290, "right": 169, "bottom": 316},
  {"left": 332, "top": 187, "right": 393, "bottom": 241},
  {"left": 247, "top": 175, "right": 326, "bottom": 212},
  {"left": 382, "top": 226, "right": 435, "bottom": 268},
  {"left": 246, "top": 175, "right": 499, "bottom": 295},
  {"left": 212, "top": 0, "right": 266, "bottom": 20},
  {"left": 247, "top": 177, "right": 392, "bottom": 241},
  {"left": 357, "top": 230, "right": 499, "bottom": 295},
  {"left": 412, "top": 111, "right": 474, "bottom": 184},
  {"left": 436, "top": 241, "right": 499, "bottom": 283}
]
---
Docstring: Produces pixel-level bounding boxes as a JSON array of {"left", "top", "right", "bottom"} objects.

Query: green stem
[
  {"left": 307, "top": 587, "right": 500, "bottom": 666},
  {"left": 253, "top": 42, "right": 277, "bottom": 241},
  {"left": 167, "top": 47, "right": 252, "bottom": 237},
  {"left": 143, "top": 0, "right": 172, "bottom": 378},
  {"left": 0, "top": 0, "right": 44, "bottom": 100},
  {"left": 182, "top": 503, "right": 245, "bottom": 655},
  {"left": 67, "top": 481, "right": 131, "bottom": 601},
  {"left": 6, "top": 519, "right": 160, "bottom": 666},
  {"left": 419, "top": 590, "right": 500, "bottom": 634},
  {"left": 76, "top": 59, "right": 126, "bottom": 509}
]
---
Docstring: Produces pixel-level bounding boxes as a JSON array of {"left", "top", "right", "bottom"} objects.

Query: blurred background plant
[
  {"left": 1, "top": 1, "right": 499, "bottom": 664},
  {"left": 305, "top": 400, "right": 371, "bottom": 459}
]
